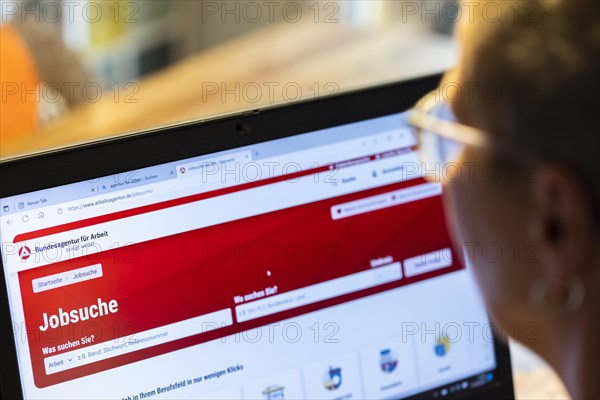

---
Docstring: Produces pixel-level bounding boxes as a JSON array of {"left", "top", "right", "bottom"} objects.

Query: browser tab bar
[
  {"left": 176, "top": 151, "right": 252, "bottom": 178},
  {"left": 258, "top": 129, "right": 415, "bottom": 171},
  {"left": 96, "top": 169, "right": 175, "bottom": 195}
]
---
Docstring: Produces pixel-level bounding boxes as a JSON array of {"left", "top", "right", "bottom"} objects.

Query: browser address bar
[{"left": 64, "top": 188, "right": 156, "bottom": 213}]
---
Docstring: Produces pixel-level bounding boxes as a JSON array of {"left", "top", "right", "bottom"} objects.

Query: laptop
[{"left": 0, "top": 74, "right": 514, "bottom": 399}]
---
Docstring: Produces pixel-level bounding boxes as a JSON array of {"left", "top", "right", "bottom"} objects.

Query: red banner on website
[{"left": 17, "top": 169, "right": 460, "bottom": 388}]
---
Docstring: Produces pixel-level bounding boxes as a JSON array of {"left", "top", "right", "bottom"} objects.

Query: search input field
[
  {"left": 235, "top": 262, "right": 402, "bottom": 323},
  {"left": 43, "top": 308, "right": 233, "bottom": 375}
]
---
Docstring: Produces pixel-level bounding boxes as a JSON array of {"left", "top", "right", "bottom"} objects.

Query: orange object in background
[{"left": 0, "top": 25, "right": 39, "bottom": 145}]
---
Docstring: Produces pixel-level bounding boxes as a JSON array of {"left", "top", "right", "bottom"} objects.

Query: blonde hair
[{"left": 457, "top": 0, "right": 600, "bottom": 221}]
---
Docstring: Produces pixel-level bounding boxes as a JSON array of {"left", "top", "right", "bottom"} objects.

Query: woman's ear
[{"left": 529, "top": 164, "right": 592, "bottom": 308}]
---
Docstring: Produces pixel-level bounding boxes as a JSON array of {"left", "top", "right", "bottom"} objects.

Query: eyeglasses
[{"left": 408, "top": 89, "right": 490, "bottom": 181}]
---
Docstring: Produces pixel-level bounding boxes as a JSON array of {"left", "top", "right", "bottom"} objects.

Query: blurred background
[{"left": 1, "top": 0, "right": 460, "bottom": 156}]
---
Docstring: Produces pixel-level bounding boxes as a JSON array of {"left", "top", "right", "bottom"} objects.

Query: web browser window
[{"left": 1, "top": 112, "right": 497, "bottom": 399}]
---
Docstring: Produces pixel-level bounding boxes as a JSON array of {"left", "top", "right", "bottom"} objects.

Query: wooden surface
[
  {"left": 0, "top": 17, "right": 569, "bottom": 400},
  {"left": 1, "top": 20, "right": 456, "bottom": 158},
  {"left": 514, "top": 368, "right": 569, "bottom": 399}
]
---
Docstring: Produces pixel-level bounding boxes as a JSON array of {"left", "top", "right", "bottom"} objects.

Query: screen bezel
[{"left": 0, "top": 73, "right": 514, "bottom": 399}]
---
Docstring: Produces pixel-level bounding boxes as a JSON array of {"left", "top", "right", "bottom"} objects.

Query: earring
[{"left": 528, "top": 275, "right": 585, "bottom": 314}]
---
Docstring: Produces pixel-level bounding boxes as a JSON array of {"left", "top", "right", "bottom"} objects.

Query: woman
[{"left": 409, "top": 1, "right": 599, "bottom": 398}]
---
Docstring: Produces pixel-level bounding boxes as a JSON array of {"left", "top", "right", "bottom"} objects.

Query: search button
[{"left": 403, "top": 248, "right": 453, "bottom": 278}]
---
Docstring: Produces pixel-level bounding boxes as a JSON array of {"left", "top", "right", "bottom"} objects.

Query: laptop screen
[{"left": 1, "top": 111, "right": 499, "bottom": 399}]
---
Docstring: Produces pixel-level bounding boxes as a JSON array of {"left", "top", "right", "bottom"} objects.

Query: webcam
[{"left": 235, "top": 122, "right": 252, "bottom": 134}]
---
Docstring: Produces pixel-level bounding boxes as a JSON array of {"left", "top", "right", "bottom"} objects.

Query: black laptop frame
[{"left": 0, "top": 73, "right": 514, "bottom": 399}]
